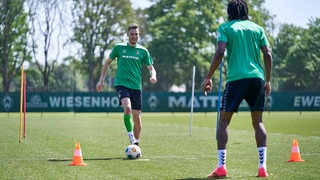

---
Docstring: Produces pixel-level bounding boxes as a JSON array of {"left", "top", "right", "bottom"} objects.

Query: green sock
[{"left": 123, "top": 114, "right": 133, "bottom": 132}]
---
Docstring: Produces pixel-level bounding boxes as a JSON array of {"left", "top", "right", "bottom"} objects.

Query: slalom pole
[
  {"left": 189, "top": 66, "right": 196, "bottom": 136},
  {"left": 19, "top": 64, "right": 24, "bottom": 143},
  {"left": 216, "top": 61, "right": 223, "bottom": 140},
  {"left": 23, "top": 71, "right": 26, "bottom": 138}
]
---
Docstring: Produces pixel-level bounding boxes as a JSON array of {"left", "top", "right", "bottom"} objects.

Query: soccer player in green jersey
[
  {"left": 96, "top": 23, "right": 157, "bottom": 146},
  {"left": 202, "top": 0, "right": 272, "bottom": 178}
]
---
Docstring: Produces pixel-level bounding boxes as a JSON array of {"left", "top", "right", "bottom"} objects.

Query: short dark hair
[
  {"left": 227, "top": 0, "right": 249, "bottom": 21},
  {"left": 128, "top": 23, "right": 139, "bottom": 31}
]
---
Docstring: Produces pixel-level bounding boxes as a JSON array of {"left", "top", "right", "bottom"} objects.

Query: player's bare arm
[
  {"left": 147, "top": 65, "right": 157, "bottom": 84},
  {"left": 96, "top": 58, "right": 113, "bottom": 92},
  {"left": 261, "top": 45, "right": 272, "bottom": 96},
  {"left": 203, "top": 41, "right": 226, "bottom": 95}
]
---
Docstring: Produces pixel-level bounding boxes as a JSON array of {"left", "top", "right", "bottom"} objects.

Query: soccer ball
[{"left": 125, "top": 144, "right": 141, "bottom": 159}]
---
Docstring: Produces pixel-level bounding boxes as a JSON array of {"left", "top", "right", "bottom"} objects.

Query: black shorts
[
  {"left": 115, "top": 85, "right": 142, "bottom": 110},
  {"left": 220, "top": 78, "right": 265, "bottom": 112}
]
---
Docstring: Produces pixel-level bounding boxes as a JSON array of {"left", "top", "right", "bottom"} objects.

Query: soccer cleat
[
  {"left": 207, "top": 165, "right": 227, "bottom": 178},
  {"left": 256, "top": 167, "right": 268, "bottom": 178},
  {"left": 131, "top": 140, "right": 139, "bottom": 146}
]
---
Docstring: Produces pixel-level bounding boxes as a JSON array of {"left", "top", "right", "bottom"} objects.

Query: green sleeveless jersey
[
  {"left": 217, "top": 20, "right": 270, "bottom": 82},
  {"left": 109, "top": 43, "right": 153, "bottom": 90}
]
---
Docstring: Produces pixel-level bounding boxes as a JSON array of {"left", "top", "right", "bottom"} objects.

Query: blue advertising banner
[{"left": 0, "top": 92, "right": 319, "bottom": 112}]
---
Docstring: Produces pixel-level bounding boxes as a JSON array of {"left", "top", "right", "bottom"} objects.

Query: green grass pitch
[{"left": 0, "top": 112, "right": 319, "bottom": 179}]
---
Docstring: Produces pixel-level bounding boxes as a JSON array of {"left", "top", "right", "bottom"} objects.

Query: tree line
[{"left": 1, "top": 0, "right": 319, "bottom": 92}]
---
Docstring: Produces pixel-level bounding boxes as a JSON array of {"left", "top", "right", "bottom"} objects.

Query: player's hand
[
  {"left": 202, "top": 78, "right": 212, "bottom": 96},
  {"left": 150, "top": 76, "right": 157, "bottom": 84},
  {"left": 265, "top": 82, "right": 271, "bottom": 96},
  {"left": 96, "top": 81, "right": 104, "bottom": 92}
]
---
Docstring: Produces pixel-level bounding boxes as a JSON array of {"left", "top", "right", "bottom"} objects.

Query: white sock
[
  {"left": 258, "top": 147, "right": 267, "bottom": 169},
  {"left": 217, "top": 150, "right": 226, "bottom": 167},
  {"left": 128, "top": 131, "right": 136, "bottom": 144}
]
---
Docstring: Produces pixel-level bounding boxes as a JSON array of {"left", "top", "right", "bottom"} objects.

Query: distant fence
[{"left": 0, "top": 92, "right": 319, "bottom": 112}]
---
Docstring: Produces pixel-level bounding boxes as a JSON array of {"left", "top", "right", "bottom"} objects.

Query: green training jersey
[
  {"left": 217, "top": 20, "right": 270, "bottom": 82},
  {"left": 109, "top": 43, "right": 153, "bottom": 90}
]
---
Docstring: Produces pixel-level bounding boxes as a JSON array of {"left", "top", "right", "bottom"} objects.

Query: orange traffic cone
[
  {"left": 69, "top": 142, "right": 87, "bottom": 166},
  {"left": 287, "top": 139, "right": 304, "bottom": 162}
]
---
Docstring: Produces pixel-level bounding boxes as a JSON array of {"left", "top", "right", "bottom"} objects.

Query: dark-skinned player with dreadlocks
[{"left": 202, "top": 0, "right": 272, "bottom": 178}]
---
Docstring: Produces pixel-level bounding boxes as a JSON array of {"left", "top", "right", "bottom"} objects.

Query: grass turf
[{"left": 0, "top": 112, "right": 319, "bottom": 179}]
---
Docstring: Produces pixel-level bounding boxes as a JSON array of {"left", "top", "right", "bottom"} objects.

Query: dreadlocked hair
[{"left": 227, "top": 0, "right": 249, "bottom": 21}]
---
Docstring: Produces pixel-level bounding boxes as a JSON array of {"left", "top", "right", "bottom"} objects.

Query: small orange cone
[
  {"left": 69, "top": 142, "right": 87, "bottom": 166},
  {"left": 287, "top": 139, "right": 304, "bottom": 162}
]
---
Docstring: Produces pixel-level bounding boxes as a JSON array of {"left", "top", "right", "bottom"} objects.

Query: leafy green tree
[
  {"left": 146, "top": 0, "right": 224, "bottom": 91},
  {"left": 0, "top": 0, "right": 31, "bottom": 92},
  {"left": 145, "top": 0, "right": 274, "bottom": 91},
  {"left": 23, "top": 64, "right": 42, "bottom": 92},
  {"left": 45, "top": 63, "right": 84, "bottom": 92},
  {"left": 24, "top": 62, "right": 85, "bottom": 92},
  {"left": 272, "top": 24, "right": 304, "bottom": 91},
  {"left": 71, "top": 0, "right": 135, "bottom": 92},
  {"left": 304, "top": 18, "right": 320, "bottom": 91},
  {"left": 247, "top": 0, "right": 275, "bottom": 37},
  {"left": 303, "top": 18, "right": 320, "bottom": 91},
  {"left": 276, "top": 19, "right": 320, "bottom": 91}
]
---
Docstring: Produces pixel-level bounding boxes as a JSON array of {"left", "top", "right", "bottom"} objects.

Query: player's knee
[{"left": 123, "top": 106, "right": 132, "bottom": 114}]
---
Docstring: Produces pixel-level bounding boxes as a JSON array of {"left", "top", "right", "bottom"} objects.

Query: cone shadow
[{"left": 48, "top": 157, "right": 123, "bottom": 162}]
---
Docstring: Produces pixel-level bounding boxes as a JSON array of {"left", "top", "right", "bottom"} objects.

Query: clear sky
[
  {"left": 131, "top": 0, "right": 320, "bottom": 28},
  {"left": 264, "top": 0, "right": 320, "bottom": 28}
]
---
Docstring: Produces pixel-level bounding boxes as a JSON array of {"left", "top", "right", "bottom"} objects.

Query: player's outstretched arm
[{"left": 96, "top": 58, "right": 113, "bottom": 92}]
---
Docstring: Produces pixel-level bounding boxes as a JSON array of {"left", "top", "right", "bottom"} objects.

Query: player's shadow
[
  {"left": 177, "top": 176, "right": 260, "bottom": 179},
  {"left": 48, "top": 157, "right": 123, "bottom": 162},
  {"left": 176, "top": 177, "right": 230, "bottom": 180},
  {"left": 176, "top": 178, "right": 208, "bottom": 180}
]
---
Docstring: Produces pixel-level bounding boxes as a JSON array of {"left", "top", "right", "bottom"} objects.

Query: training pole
[
  {"left": 23, "top": 71, "right": 26, "bottom": 138},
  {"left": 19, "top": 64, "right": 24, "bottom": 143},
  {"left": 216, "top": 62, "right": 223, "bottom": 140},
  {"left": 189, "top": 66, "right": 196, "bottom": 136}
]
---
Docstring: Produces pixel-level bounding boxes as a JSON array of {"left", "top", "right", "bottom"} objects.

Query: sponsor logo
[
  {"left": 294, "top": 96, "right": 320, "bottom": 107},
  {"left": 265, "top": 96, "right": 273, "bottom": 109},
  {"left": 148, "top": 93, "right": 159, "bottom": 111},
  {"left": 1, "top": 94, "right": 14, "bottom": 111},
  {"left": 27, "top": 95, "right": 48, "bottom": 108},
  {"left": 49, "top": 96, "right": 119, "bottom": 108},
  {"left": 122, "top": 55, "right": 139, "bottom": 60}
]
